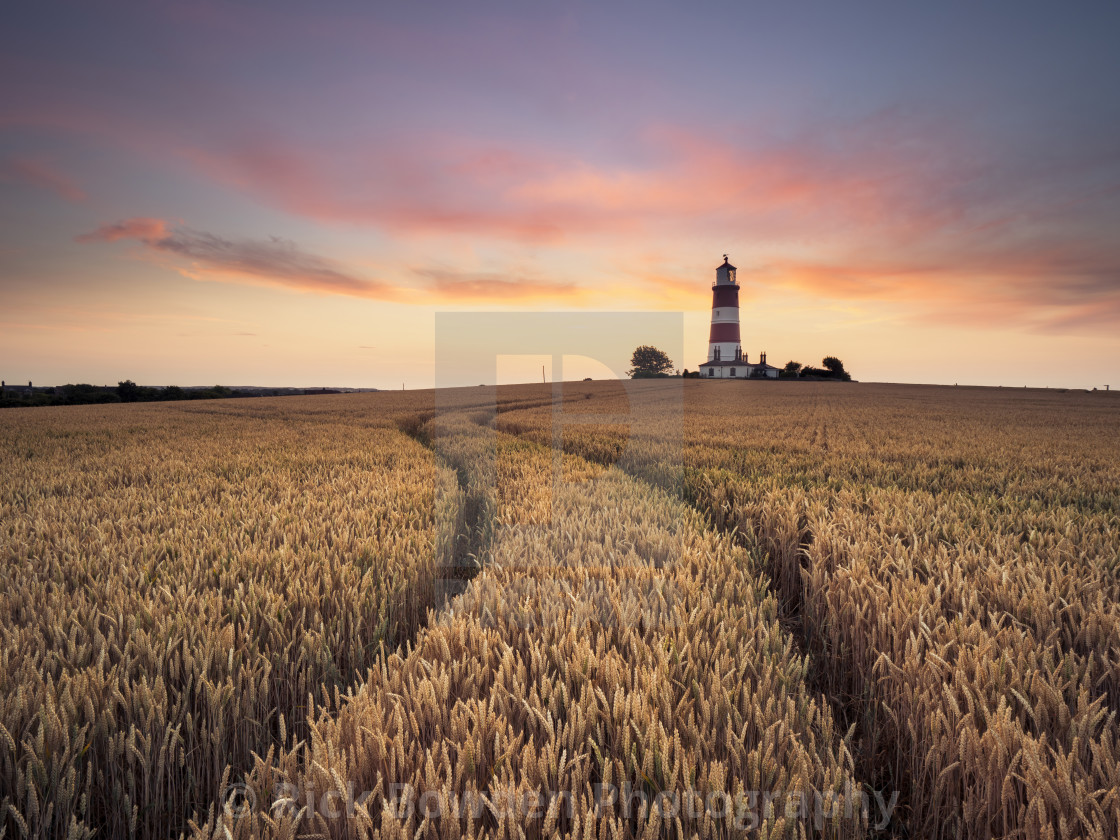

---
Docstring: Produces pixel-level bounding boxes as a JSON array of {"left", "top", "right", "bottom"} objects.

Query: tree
[
  {"left": 782, "top": 361, "right": 802, "bottom": 378},
  {"left": 628, "top": 345, "right": 674, "bottom": 378},
  {"left": 821, "top": 356, "right": 851, "bottom": 381},
  {"left": 117, "top": 380, "right": 141, "bottom": 402}
]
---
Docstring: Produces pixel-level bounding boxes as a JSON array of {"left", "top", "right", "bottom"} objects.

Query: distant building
[
  {"left": 0, "top": 380, "right": 34, "bottom": 397},
  {"left": 697, "top": 257, "right": 778, "bottom": 379}
]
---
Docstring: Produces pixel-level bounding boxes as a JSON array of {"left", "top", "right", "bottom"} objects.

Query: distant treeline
[
  {"left": 781, "top": 357, "right": 852, "bottom": 381},
  {"left": 0, "top": 380, "right": 347, "bottom": 409}
]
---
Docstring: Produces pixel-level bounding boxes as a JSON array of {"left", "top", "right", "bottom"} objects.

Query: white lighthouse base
[{"left": 698, "top": 360, "right": 779, "bottom": 379}]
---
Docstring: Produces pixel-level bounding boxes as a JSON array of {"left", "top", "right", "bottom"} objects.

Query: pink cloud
[
  {"left": 1, "top": 157, "right": 86, "bottom": 202},
  {"left": 180, "top": 116, "right": 1040, "bottom": 311},
  {"left": 184, "top": 125, "right": 918, "bottom": 244},
  {"left": 14, "top": 84, "right": 1119, "bottom": 333},
  {"left": 76, "top": 217, "right": 169, "bottom": 243}
]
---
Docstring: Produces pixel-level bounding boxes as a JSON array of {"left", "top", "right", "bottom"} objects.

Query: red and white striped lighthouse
[{"left": 707, "top": 255, "right": 741, "bottom": 363}]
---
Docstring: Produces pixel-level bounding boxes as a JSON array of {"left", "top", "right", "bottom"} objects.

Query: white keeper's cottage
[{"left": 698, "top": 256, "right": 779, "bottom": 379}]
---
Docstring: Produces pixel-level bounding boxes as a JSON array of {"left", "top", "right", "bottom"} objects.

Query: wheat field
[
  {"left": 2, "top": 382, "right": 1117, "bottom": 839},
  {"left": 496, "top": 380, "right": 1120, "bottom": 839}
]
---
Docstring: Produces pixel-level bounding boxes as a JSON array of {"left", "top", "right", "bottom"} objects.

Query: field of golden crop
[
  {"left": 496, "top": 380, "right": 1120, "bottom": 839},
  {"left": 2, "top": 382, "right": 1117, "bottom": 839},
  {"left": 0, "top": 399, "right": 464, "bottom": 839}
]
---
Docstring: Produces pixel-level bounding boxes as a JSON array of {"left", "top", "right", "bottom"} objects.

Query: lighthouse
[
  {"left": 698, "top": 255, "right": 779, "bottom": 379},
  {"left": 707, "top": 255, "right": 741, "bottom": 363}
]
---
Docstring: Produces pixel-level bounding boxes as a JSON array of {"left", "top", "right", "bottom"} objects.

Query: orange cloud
[
  {"left": 415, "top": 267, "right": 584, "bottom": 301},
  {"left": 757, "top": 247, "right": 1120, "bottom": 334}
]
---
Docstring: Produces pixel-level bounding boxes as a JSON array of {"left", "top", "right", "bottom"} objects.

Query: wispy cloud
[
  {"left": 184, "top": 127, "right": 886, "bottom": 243},
  {"left": 762, "top": 244, "right": 1120, "bottom": 334},
  {"left": 414, "top": 267, "right": 584, "bottom": 301},
  {"left": 178, "top": 111, "right": 994, "bottom": 250},
  {"left": 76, "top": 217, "right": 168, "bottom": 243},
  {"left": 45, "top": 100, "right": 1120, "bottom": 334},
  {"left": 77, "top": 218, "right": 401, "bottom": 300},
  {"left": 75, "top": 217, "right": 593, "bottom": 305},
  {"left": 1, "top": 157, "right": 86, "bottom": 202},
  {"left": 177, "top": 113, "right": 1120, "bottom": 335}
]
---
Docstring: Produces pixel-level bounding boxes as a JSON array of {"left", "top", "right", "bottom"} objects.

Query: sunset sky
[{"left": 2, "top": 1, "right": 1119, "bottom": 388}]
